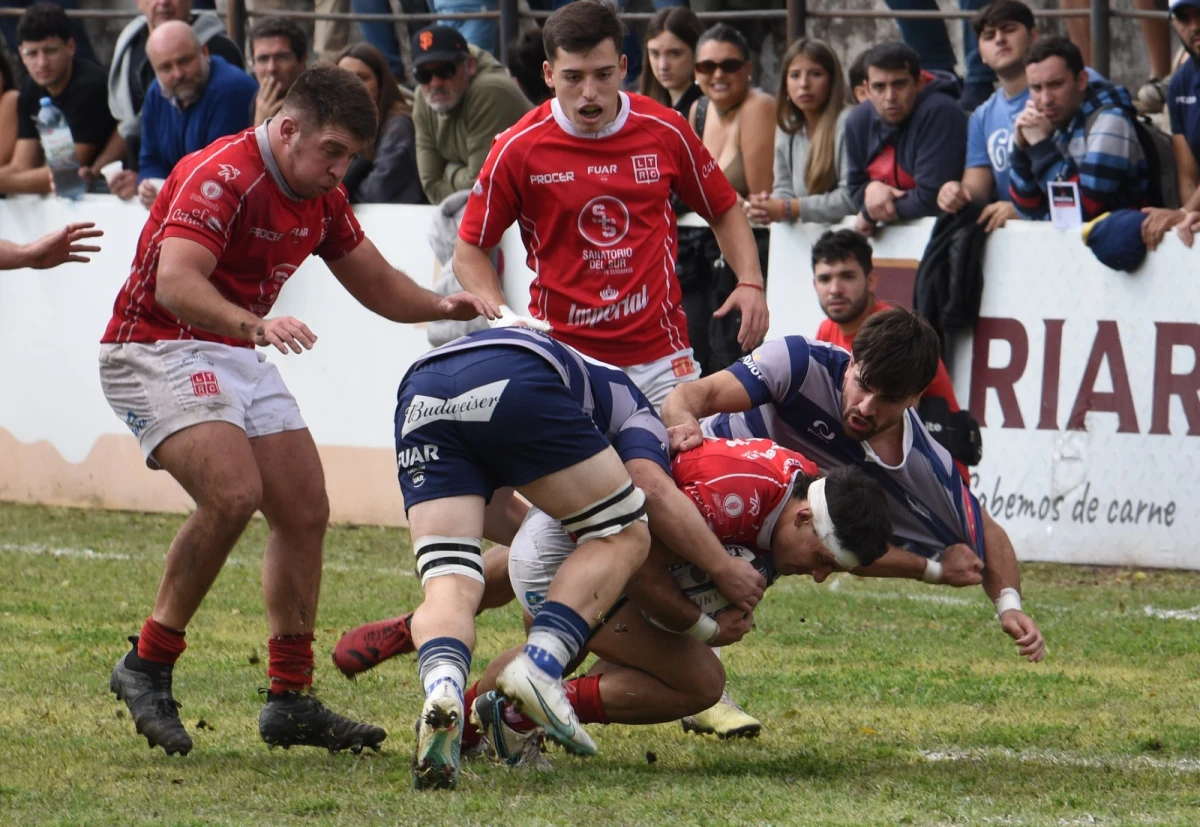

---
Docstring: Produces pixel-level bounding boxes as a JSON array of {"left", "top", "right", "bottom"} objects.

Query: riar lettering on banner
[{"left": 969, "top": 318, "right": 1200, "bottom": 436}]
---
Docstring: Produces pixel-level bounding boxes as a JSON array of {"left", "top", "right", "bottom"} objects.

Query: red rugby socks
[
  {"left": 136, "top": 617, "right": 187, "bottom": 666},
  {"left": 268, "top": 633, "right": 315, "bottom": 694}
]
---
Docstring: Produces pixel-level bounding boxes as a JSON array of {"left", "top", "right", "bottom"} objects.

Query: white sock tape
[
  {"left": 994, "top": 587, "right": 1022, "bottom": 617},
  {"left": 807, "top": 477, "right": 862, "bottom": 570},
  {"left": 684, "top": 613, "right": 719, "bottom": 644},
  {"left": 922, "top": 558, "right": 943, "bottom": 584}
]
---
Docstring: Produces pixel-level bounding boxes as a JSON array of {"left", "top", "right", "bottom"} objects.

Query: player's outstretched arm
[
  {"left": 327, "top": 237, "right": 499, "bottom": 324},
  {"left": 980, "top": 511, "right": 1045, "bottom": 662},
  {"left": 156, "top": 237, "right": 315, "bottom": 353},
  {"left": 0, "top": 222, "right": 102, "bottom": 270},
  {"left": 627, "top": 459, "right": 764, "bottom": 613},
  {"left": 661, "top": 372, "right": 755, "bottom": 453},
  {"left": 852, "top": 543, "right": 983, "bottom": 587},
  {"left": 450, "top": 238, "right": 549, "bottom": 330},
  {"left": 708, "top": 205, "right": 769, "bottom": 352}
]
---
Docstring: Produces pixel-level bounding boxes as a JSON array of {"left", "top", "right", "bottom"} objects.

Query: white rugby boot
[
  {"left": 680, "top": 690, "right": 762, "bottom": 739},
  {"left": 411, "top": 680, "right": 464, "bottom": 790},
  {"left": 495, "top": 653, "right": 596, "bottom": 757}
]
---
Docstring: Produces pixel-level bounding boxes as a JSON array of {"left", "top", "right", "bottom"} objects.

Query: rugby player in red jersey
[
  {"left": 455, "top": 436, "right": 891, "bottom": 763},
  {"left": 99, "top": 65, "right": 496, "bottom": 758},
  {"left": 456, "top": 0, "right": 768, "bottom": 407}
]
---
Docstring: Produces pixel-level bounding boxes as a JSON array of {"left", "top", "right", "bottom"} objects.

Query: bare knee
[
  {"left": 289, "top": 485, "right": 330, "bottom": 536},
  {"left": 203, "top": 477, "right": 262, "bottom": 528},
  {"left": 620, "top": 519, "right": 651, "bottom": 567}
]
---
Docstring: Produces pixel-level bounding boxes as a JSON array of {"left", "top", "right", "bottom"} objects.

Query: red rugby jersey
[
  {"left": 671, "top": 437, "right": 819, "bottom": 551},
  {"left": 102, "top": 125, "right": 364, "bottom": 347},
  {"left": 458, "top": 92, "right": 738, "bottom": 367}
]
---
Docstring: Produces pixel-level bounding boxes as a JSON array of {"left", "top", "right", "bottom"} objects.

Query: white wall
[{"left": 2, "top": 195, "right": 1198, "bottom": 568}]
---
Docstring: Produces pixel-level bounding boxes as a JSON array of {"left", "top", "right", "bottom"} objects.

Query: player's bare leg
[
  {"left": 331, "top": 493, "right": 522, "bottom": 677},
  {"left": 493, "top": 449, "right": 650, "bottom": 757},
  {"left": 251, "top": 428, "right": 385, "bottom": 753},
  {"left": 406, "top": 494, "right": 488, "bottom": 790},
  {"left": 111, "top": 422, "right": 263, "bottom": 756}
]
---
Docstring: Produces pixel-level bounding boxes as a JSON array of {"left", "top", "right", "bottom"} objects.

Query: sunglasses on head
[
  {"left": 415, "top": 62, "right": 459, "bottom": 84},
  {"left": 695, "top": 58, "right": 747, "bottom": 75}
]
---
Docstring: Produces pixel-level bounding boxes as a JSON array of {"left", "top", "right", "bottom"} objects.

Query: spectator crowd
[{"left": 2, "top": 0, "right": 1200, "bottom": 352}]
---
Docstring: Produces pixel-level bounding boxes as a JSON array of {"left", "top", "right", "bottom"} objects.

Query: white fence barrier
[{"left": 1, "top": 196, "right": 1196, "bottom": 568}]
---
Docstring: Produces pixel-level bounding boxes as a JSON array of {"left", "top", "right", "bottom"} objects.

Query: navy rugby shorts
[{"left": 394, "top": 346, "right": 611, "bottom": 512}]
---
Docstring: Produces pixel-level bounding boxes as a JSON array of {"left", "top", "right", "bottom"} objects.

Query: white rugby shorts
[
  {"left": 621, "top": 347, "right": 700, "bottom": 412},
  {"left": 98, "top": 340, "right": 306, "bottom": 468},
  {"left": 509, "top": 506, "right": 576, "bottom": 617}
]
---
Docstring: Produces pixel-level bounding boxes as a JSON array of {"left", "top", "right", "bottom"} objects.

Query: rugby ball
[{"left": 656, "top": 545, "right": 776, "bottom": 623}]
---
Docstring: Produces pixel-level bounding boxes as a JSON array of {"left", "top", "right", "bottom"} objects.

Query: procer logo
[{"left": 401, "top": 379, "right": 510, "bottom": 437}]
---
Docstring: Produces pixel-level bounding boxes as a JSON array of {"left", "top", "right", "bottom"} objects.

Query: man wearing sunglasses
[{"left": 412, "top": 25, "right": 531, "bottom": 205}]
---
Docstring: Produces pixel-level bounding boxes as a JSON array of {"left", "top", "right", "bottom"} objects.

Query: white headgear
[{"left": 806, "top": 477, "right": 862, "bottom": 570}]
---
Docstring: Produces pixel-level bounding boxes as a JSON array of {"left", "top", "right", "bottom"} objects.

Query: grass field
[{"left": 2, "top": 502, "right": 1199, "bottom": 826}]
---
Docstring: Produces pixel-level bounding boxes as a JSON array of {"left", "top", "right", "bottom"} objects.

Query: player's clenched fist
[
  {"left": 254, "top": 316, "right": 317, "bottom": 354},
  {"left": 710, "top": 609, "right": 754, "bottom": 647},
  {"left": 713, "top": 556, "right": 766, "bottom": 613},
  {"left": 939, "top": 543, "right": 984, "bottom": 587}
]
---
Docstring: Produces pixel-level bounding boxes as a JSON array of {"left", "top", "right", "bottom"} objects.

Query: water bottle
[{"left": 35, "top": 97, "right": 84, "bottom": 201}]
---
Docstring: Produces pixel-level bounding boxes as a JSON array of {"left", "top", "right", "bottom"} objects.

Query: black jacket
[{"left": 913, "top": 202, "right": 988, "bottom": 344}]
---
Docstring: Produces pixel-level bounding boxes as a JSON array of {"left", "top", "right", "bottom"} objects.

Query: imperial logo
[
  {"left": 599, "top": 285, "right": 619, "bottom": 301},
  {"left": 401, "top": 379, "right": 510, "bottom": 437},
  {"left": 568, "top": 284, "right": 648, "bottom": 327}
]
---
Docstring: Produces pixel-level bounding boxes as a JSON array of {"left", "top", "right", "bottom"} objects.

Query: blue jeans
[
  {"left": 350, "top": 0, "right": 409, "bottom": 78},
  {"left": 883, "top": 0, "right": 995, "bottom": 86},
  {"left": 431, "top": 0, "right": 499, "bottom": 54}
]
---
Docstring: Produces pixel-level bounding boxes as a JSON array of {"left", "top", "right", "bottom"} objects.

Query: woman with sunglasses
[
  {"left": 678, "top": 25, "right": 774, "bottom": 375},
  {"left": 745, "top": 38, "right": 854, "bottom": 226},
  {"left": 639, "top": 7, "right": 704, "bottom": 117},
  {"left": 337, "top": 44, "right": 426, "bottom": 204}
]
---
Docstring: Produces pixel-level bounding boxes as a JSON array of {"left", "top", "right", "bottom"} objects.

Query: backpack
[
  {"left": 1083, "top": 105, "right": 1179, "bottom": 209},
  {"left": 1135, "top": 117, "right": 1179, "bottom": 209}
]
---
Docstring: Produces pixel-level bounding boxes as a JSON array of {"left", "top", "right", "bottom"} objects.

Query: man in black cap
[{"left": 412, "top": 24, "right": 530, "bottom": 204}]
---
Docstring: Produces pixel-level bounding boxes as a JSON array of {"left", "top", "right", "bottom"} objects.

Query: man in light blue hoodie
[{"left": 938, "top": 0, "right": 1105, "bottom": 231}]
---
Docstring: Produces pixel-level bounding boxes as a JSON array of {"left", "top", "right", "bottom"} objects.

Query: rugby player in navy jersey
[
  {"left": 662, "top": 307, "right": 1046, "bottom": 664},
  {"left": 397, "top": 327, "right": 764, "bottom": 789}
]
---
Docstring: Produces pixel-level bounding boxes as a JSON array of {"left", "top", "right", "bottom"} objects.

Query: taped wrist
[
  {"left": 684, "top": 613, "right": 719, "bottom": 643},
  {"left": 922, "top": 558, "right": 943, "bottom": 584},
  {"left": 994, "top": 587, "right": 1022, "bottom": 618}
]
